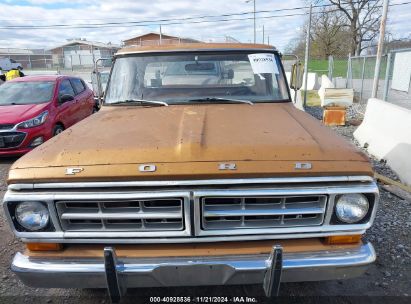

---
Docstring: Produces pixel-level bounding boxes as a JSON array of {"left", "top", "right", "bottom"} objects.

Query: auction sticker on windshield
[{"left": 248, "top": 53, "right": 279, "bottom": 74}]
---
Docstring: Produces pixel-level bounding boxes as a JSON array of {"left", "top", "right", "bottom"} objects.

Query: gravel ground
[{"left": 0, "top": 108, "right": 410, "bottom": 303}]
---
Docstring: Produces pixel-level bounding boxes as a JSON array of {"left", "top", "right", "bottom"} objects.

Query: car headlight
[
  {"left": 335, "top": 194, "right": 369, "bottom": 224},
  {"left": 15, "top": 202, "right": 50, "bottom": 231},
  {"left": 17, "top": 111, "right": 48, "bottom": 129}
]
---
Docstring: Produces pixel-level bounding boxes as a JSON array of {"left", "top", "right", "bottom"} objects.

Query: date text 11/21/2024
[{"left": 149, "top": 297, "right": 258, "bottom": 303}]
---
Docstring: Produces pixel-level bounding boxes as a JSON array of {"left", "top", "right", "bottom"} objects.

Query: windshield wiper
[
  {"left": 111, "top": 99, "right": 168, "bottom": 107},
  {"left": 188, "top": 97, "right": 254, "bottom": 105}
]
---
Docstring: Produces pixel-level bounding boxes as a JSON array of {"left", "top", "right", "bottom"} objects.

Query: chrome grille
[
  {"left": 0, "top": 132, "right": 26, "bottom": 149},
  {"left": 200, "top": 195, "right": 327, "bottom": 231},
  {"left": 5, "top": 176, "right": 379, "bottom": 242},
  {"left": 56, "top": 198, "right": 185, "bottom": 232}
]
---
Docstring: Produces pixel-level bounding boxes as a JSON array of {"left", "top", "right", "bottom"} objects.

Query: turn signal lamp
[
  {"left": 325, "top": 235, "right": 362, "bottom": 245},
  {"left": 26, "top": 243, "right": 63, "bottom": 251}
]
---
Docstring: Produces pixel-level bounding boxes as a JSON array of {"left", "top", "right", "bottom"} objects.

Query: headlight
[
  {"left": 15, "top": 202, "right": 49, "bottom": 231},
  {"left": 17, "top": 111, "right": 48, "bottom": 129},
  {"left": 335, "top": 194, "right": 369, "bottom": 224}
]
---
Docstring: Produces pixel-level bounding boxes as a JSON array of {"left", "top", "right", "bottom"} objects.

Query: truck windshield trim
[
  {"left": 104, "top": 51, "right": 291, "bottom": 105},
  {"left": 187, "top": 97, "right": 254, "bottom": 105},
  {"left": 110, "top": 99, "right": 169, "bottom": 107}
]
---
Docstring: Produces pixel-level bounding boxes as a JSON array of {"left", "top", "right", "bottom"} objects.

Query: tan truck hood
[{"left": 9, "top": 103, "right": 372, "bottom": 182}]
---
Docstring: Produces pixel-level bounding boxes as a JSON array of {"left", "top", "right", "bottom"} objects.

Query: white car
[{"left": 0, "top": 58, "right": 23, "bottom": 71}]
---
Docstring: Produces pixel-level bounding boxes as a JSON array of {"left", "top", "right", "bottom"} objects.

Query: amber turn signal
[
  {"left": 324, "top": 235, "right": 362, "bottom": 245},
  {"left": 26, "top": 243, "right": 63, "bottom": 251}
]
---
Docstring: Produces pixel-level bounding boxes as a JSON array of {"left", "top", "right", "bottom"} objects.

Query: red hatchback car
[{"left": 0, "top": 75, "right": 95, "bottom": 156}]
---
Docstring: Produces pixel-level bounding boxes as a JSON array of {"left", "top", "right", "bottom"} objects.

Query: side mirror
[
  {"left": 91, "top": 71, "right": 103, "bottom": 99},
  {"left": 290, "top": 62, "right": 304, "bottom": 90},
  {"left": 59, "top": 94, "right": 74, "bottom": 104}
]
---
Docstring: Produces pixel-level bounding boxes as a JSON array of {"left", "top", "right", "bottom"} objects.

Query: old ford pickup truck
[{"left": 3, "top": 43, "right": 378, "bottom": 301}]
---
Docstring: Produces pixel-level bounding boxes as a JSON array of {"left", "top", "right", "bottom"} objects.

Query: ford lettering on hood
[{"left": 9, "top": 103, "right": 372, "bottom": 182}]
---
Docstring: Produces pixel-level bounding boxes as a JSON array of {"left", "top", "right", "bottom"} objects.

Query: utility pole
[
  {"left": 159, "top": 25, "right": 163, "bottom": 45},
  {"left": 246, "top": 0, "right": 256, "bottom": 43},
  {"left": 372, "top": 0, "right": 389, "bottom": 98},
  {"left": 303, "top": 4, "right": 313, "bottom": 107},
  {"left": 262, "top": 25, "right": 265, "bottom": 44},
  {"left": 253, "top": 0, "right": 256, "bottom": 44}
]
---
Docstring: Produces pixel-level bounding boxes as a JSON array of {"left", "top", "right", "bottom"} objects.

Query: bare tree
[
  {"left": 326, "top": 0, "right": 382, "bottom": 55},
  {"left": 284, "top": 35, "right": 306, "bottom": 58},
  {"left": 285, "top": 8, "right": 351, "bottom": 59},
  {"left": 310, "top": 8, "right": 351, "bottom": 58}
]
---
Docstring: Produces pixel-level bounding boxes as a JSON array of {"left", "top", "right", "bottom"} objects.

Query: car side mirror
[
  {"left": 290, "top": 62, "right": 304, "bottom": 91},
  {"left": 59, "top": 94, "right": 74, "bottom": 104}
]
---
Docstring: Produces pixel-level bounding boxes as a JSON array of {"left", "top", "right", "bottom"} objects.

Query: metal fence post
[
  {"left": 328, "top": 55, "right": 334, "bottom": 80},
  {"left": 346, "top": 53, "right": 352, "bottom": 89},
  {"left": 360, "top": 56, "right": 366, "bottom": 102},
  {"left": 372, "top": 0, "right": 389, "bottom": 98},
  {"left": 303, "top": 3, "right": 313, "bottom": 108},
  {"left": 383, "top": 52, "right": 392, "bottom": 101}
]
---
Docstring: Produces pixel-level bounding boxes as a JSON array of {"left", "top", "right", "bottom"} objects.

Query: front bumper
[
  {"left": 12, "top": 242, "right": 375, "bottom": 290},
  {"left": 0, "top": 125, "right": 50, "bottom": 156},
  {"left": 0, "top": 147, "right": 32, "bottom": 156}
]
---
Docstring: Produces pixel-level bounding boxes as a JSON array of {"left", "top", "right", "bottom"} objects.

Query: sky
[{"left": 0, "top": 0, "right": 410, "bottom": 51}]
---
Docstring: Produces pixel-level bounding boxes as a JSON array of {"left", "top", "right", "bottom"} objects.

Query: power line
[
  {"left": 0, "top": 0, "right": 382, "bottom": 27},
  {"left": 0, "top": 12, "right": 307, "bottom": 29},
  {"left": 0, "top": 0, "right": 375, "bottom": 23},
  {"left": 0, "top": 1, "right": 409, "bottom": 30}
]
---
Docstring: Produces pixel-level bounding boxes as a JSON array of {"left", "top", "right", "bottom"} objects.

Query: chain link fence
[
  {"left": 383, "top": 49, "right": 411, "bottom": 110},
  {"left": 0, "top": 46, "right": 115, "bottom": 73},
  {"left": 347, "top": 55, "right": 387, "bottom": 104},
  {"left": 308, "top": 55, "right": 348, "bottom": 82},
  {"left": 347, "top": 49, "right": 411, "bottom": 111},
  {"left": 0, "top": 54, "right": 104, "bottom": 72}
]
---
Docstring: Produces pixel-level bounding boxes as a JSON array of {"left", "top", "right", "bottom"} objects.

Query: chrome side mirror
[
  {"left": 91, "top": 71, "right": 103, "bottom": 99},
  {"left": 290, "top": 62, "right": 304, "bottom": 91}
]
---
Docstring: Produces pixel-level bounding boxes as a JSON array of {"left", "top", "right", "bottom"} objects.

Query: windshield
[
  {"left": 0, "top": 81, "right": 55, "bottom": 105},
  {"left": 105, "top": 52, "right": 290, "bottom": 104}
]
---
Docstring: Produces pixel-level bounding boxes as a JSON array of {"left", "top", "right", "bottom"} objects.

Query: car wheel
[
  {"left": 92, "top": 106, "right": 98, "bottom": 113},
  {"left": 53, "top": 125, "right": 64, "bottom": 136}
]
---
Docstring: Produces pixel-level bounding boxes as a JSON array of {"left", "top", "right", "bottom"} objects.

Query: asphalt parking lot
[{"left": 0, "top": 122, "right": 410, "bottom": 303}]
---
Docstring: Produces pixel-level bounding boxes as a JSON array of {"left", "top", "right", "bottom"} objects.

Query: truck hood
[
  {"left": 0, "top": 103, "right": 48, "bottom": 125},
  {"left": 10, "top": 103, "right": 372, "bottom": 182}
]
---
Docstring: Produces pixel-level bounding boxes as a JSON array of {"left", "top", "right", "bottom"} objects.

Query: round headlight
[
  {"left": 15, "top": 202, "right": 49, "bottom": 231},
  {"left": 335, "top": 194, "right": 369, "bottom": 224}
]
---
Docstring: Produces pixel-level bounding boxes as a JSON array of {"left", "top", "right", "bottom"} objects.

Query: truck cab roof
[{"left": 116, "top": 43, "right": 277, "bottom": 56}]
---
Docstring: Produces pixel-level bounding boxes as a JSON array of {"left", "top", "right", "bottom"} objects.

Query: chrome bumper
[{"left": 12, "top": 242, "right": 375, "bottom": 291}]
